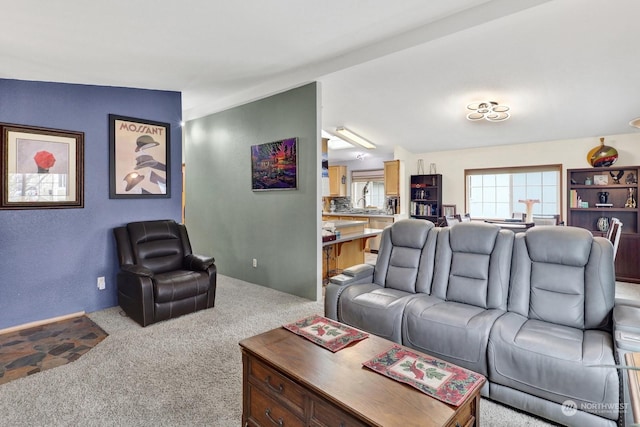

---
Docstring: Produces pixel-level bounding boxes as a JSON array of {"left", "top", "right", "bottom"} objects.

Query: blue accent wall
[{"left": 0, "top": 79, "right": 182, "bottom": 329}]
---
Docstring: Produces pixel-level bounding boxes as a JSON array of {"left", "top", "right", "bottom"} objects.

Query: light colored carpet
[{"left": 0, "top": 275, "right": 555, "bottom": 426}]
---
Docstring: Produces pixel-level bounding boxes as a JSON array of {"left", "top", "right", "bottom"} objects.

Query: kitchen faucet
[{"left": 356, "top": 181, "right": 370, "bottom": 209}]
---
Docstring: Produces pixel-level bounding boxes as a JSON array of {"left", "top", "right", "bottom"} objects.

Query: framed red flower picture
[{"left": 0, "top": 122, "right": 84, "bottom": 209}]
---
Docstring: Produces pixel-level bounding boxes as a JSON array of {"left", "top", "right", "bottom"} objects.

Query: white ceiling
[{"left": 2, "top": 0, "right": 639, "bottom": 162}]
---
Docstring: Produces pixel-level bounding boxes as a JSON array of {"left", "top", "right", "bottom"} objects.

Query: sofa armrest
[
  {"left": 184, "top": 254, "right": 215, "bottom": 271},
  {"left": 329, "top": 263, "right": 374, "bottom": 286},
  {"left": 614, "top": 305, "right": 640, "bottom": 351},
  {"left": 324, "top": 283, "right": 344, "bottom": 321},
  {"left": 325, "top": 264, "right": 375, "bottom": 321},
  {"left": 121, "top": 264, "right": 154, "bottom": 278}
]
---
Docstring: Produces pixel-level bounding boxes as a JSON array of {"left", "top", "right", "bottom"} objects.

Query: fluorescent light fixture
[
  {"left": 630, "top": 117, "right": 640, "bottom": 128},
  {"left": 335, "top": 127, "right": 376, "bottom": 149},
  {"left": 322, "top": 130, "right": 354, "bottom": 150},
  {"left": 328, "top": 138, "right": 354, "bottom": 150}
]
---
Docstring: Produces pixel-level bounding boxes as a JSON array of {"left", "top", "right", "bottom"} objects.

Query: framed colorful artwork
[
  {"left": 109, "top": 114, "right": 170, "bottom": 198},
  {"left": 251, "top": 137, "right": 298, "bottom": 191},
  {"left": 0, "top": 122, "right": 84, "bottom": 209}
]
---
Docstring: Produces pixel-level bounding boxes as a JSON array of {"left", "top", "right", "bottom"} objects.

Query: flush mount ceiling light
[
  {"left": 466, "top": 101, "right": 510, "bottom": 122},
  {"left": 630, "top": 117, "right": 640, "bottom": 128},
  {"left": 336, "top": 127, "right": 376, "bottom": 149}
]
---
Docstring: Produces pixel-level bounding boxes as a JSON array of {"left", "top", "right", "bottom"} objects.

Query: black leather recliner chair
[{"left": 113, "top": 219, "right": 216, "bottom": 326}]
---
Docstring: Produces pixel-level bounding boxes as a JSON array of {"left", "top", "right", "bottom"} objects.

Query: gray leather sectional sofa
[{"left": 325, "top": 219, "right": 631, "bottom": 427}]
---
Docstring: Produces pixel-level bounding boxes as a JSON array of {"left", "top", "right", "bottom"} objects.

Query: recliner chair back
[
  {"left": 430, "top": 222, "right": 513, "bottom": 310},
  {"left": 508, "top": 226, "right": 615, "bottom": 330},
  {"left": 124, "top": 220, "right": 191, "bottom": 273},
  {"left": 373, "top": 219, "right": 437, "bottom": 294}
]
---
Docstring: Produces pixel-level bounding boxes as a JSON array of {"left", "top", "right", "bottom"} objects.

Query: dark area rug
[{"left": 0, "top": 315, "right": 108, "bottom": 385}]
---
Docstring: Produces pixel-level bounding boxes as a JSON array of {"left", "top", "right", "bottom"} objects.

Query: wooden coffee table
[{"left": 239, "top": 326, "right": 484, "bottom": 427}]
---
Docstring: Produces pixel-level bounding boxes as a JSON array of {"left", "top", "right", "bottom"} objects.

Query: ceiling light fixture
[
  {"left": 335, "top": 127, "right": 376, "bottom": 149},
  {"left": 630, "top": 117, "right": 640, "bottom": 128},
  {"left": 466, "top": 101, "right": 510, "bottom": 122}
]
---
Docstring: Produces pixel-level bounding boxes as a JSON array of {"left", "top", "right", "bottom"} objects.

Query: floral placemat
[
  {"left": 363, "top": 345, "right": 485, "bottom": 406},
  {"left": 283, "top": 314, "right": 369, "bottom": 352}
]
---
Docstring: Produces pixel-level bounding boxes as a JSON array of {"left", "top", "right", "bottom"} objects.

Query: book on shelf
[
  {"left": 595, "top": 203, "right": 613, "bottom": 207},
  {"left": 570, "top": 190, "right": 578, "bottom": 208}
]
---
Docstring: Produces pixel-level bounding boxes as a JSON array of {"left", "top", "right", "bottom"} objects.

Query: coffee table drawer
[
  {"left": 247, "top": 383, "right": 305, "bottom": 427},
  {"left": 249, "top": 358, "right": 306, "bottom": 413},
  {"left": 310, "top": 397, "right": 367, "bottom": 427},
  {"left": 445, "top": 395, "right": 475, "bottom": 427}
]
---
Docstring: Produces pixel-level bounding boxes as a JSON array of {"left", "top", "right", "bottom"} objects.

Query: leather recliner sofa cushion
[
  {"left": 487, "top": 227, "right": 618, "bottom": 421},
  {"left": 337, "top": 219, "right": 437, "bottom": 343},
  {"left": 402, "top": 223, "right": 514, "bottom": 376},
  {"left": 488, "top": 314, "right": 619, "bottom": 420}
]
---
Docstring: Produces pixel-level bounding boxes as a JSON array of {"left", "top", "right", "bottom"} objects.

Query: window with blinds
[{"left": 351, "top": 169, "right": 385, "bottom": 209}]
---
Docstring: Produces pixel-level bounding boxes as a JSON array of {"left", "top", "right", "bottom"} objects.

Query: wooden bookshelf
[{"left": 567, "top": 166, "right": 639, "bottom": 283}]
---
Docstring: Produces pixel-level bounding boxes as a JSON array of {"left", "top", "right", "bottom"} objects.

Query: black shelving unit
[{"left": 410, "top": 174, "right": 442, "bottom": 224}]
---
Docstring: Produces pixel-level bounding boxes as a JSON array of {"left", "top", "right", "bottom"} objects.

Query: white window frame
[{"left": 465, "top": 164, "right": 562, "bottom": 220}]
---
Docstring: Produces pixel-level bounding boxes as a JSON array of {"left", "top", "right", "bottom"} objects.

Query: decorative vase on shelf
[
  {"left": 597, "top": 217, "right": 610, "bottom": 233},
  {"left": 598, "top": 192, "right": 609, "bottom": 204},
  {"left": 587, "top": 137, "right": 618, "bottom": 167}
]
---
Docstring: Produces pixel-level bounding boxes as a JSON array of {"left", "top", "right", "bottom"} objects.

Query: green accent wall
[{"left": 184, "top": 83, "right": 320, "bottom": 300}]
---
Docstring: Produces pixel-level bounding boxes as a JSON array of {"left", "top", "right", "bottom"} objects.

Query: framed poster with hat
[
  {"left": 0, "top": 122, "right": 84, "bottom": 209},
  {"left": 109, "top": 114, "right": 170, "bottom": 198}
]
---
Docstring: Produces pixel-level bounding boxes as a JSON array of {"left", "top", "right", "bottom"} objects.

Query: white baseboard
[{"left": 0, "top": 311, "right": 86, "bottom": 335}]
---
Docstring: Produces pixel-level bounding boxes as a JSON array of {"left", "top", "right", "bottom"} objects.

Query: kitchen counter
[
  {"left": 323, "top": 219, "right": 368, "bottom": 228},
  {"left": 322, "top": 227, "right": 383, "bottom": 283},
  {"left": 322, "top": 228, "right": 383, "bottom": 247},
  {"left": 323, "top": 212, "right": 395, "bottom": 219}
]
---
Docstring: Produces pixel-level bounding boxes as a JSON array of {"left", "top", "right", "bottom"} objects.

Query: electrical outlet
[
  {"left": 252, "top": 258, "right": 257, "bottom": 268},
  {"left": 97, "top": 276, "right": 106, "bottom": 290}
]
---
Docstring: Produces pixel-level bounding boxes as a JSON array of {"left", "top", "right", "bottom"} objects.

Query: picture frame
[
  {"left": 442, "top": 204, "right": 457, "bottom": 217},
  {"left": 109, "top": 114, "right": 170, "bottom": 198},
  {"left": 0, "top": 122, "right": 84, "bottom": 209},
  {"left": 593, "top": 174, "right": 609, "bottom": 186},
  {"left": 251, "top": 137, "right": 298, "bottom": 191}
]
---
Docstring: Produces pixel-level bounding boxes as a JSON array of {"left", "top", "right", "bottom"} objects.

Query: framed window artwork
[
  {"left": 109, "top": 114, "right": 170, "bottom": 198},
  {"left": 0, "top": 122, "right": 84, "bottom": 209}
]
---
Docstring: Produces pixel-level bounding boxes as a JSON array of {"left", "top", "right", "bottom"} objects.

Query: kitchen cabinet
[
  {"left": 410, "top": 174, "right": 442, "bottom": 224},
  {"left": 328, "top": 165, "right": 347, "bottom": 197},
  {"left": 368, "top": 216, "right": 394, "bottom": 252},
  {"left": 384, "top": 160, "right": 400, "bottom": 196},
  {"left": 567, "top": 166, "right": 639, "bottom": 282}
]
